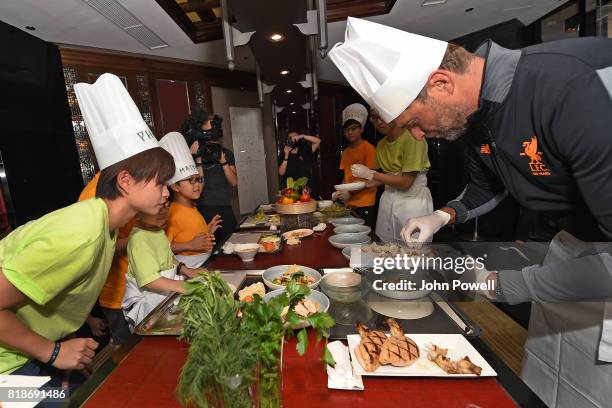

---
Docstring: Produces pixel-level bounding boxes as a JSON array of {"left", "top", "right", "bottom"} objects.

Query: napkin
[
  {"left": 349, "top": 247, "right": 374, "bottom": 268},
  {"left": 222, "top": 242, "right": 234, "bottom": 254},
  {"left": 313, "top": 223, "right": 327, "bottom": 232},
  {"left": 326, "top": 341, "right": 364, "bottom": 390}
]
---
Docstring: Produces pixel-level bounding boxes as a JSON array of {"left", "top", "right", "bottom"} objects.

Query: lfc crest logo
[{"left": 520, "top": 136, "right": 550, "bottom": 176}]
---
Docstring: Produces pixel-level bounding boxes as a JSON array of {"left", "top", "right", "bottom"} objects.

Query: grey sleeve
[
  {"left": 446, "top": 150, "right": 507, "bottom": 224},
  {"left": 498, "top": 253, "right": 612, "bottom": 303}
]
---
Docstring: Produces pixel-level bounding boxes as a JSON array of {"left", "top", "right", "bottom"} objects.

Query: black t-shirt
[
  {"left": 278, "top": 142, "right": 313, "bottom": 188},
  {"left": 197, "top": 147, "right": 235, "bottom": 207}
]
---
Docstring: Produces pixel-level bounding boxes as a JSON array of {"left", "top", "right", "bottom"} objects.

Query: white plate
[
  {"left": 334, "top": 182, "right": 366, "bottom": 192},
  {"left": 342, "top": 247, "right": 351, "bottom": 260},
  {"left": 262, "top": 265, "right": 322, "bottom": 290},
  {"left": 263, "top": 289, "right": 330, "bottom": 329},
  {"left": 331, "top": 217, "right": 365, "bottom": 227},
  {"left": 282, "top": 228, "right": 314, "bottom": 240},
  {"left": 347, "top": 333, "right": 497, "bottom": 377},
  {"left": 366, "top": 292, "right": 434, "bottom": 319}
]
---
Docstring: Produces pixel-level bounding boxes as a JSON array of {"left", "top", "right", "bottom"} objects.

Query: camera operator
[
  {"left": 278, "top": 130, "right": 321, "bottom": 192},
  {"left": 182, "top": 109, "right": 237, "bottom": 244}
]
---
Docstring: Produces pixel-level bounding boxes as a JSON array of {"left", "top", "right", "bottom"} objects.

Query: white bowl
[
  {"left": 331, "top": 217, "right": 364, "bottom": 227},
  {"left": 334, "top": 182, "right": 366, "bottom": 192},
  {"left": 333, "top": 225, "right": 371, "bottom": 236},
  {"left": 328, "top": 233, "right": 371, "bottom": 249},
  {"left": 262, "top": 265, "right": 322, "bottom": 290},
  {"left": 317, "top": 200, "right": 333, "bottom": 209},
  {"left": 342, "top": 247, "right": 351, "bottom": 260},
  {"left": 263, "top": 289, "right": 330, "bottom": 329},
  {"left": 233, "top": 243, "right": 260, "bottom": 262}
]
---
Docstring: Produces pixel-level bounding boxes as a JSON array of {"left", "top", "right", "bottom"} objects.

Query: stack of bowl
[{"left": 328, "top": 217, "right": 371, "bottom": 249}]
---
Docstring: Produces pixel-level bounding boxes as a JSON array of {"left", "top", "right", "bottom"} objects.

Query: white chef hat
[
  {"left": 329, "top": 17, "right": 448, "bottom": 123},
  {"left": 74, "top": 73, "right": 159, "bottom": 170},
  {"left": 159, "top": 132, "right": 198, "bottom": 185},
  {"left": 342, "top": 103, "right": 368, "bottom": 127}
]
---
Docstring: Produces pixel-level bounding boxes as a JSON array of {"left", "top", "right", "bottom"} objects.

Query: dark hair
[
  {"left": 96, "top": 147, "right": 175, "bottom": 200},
  {"left": 342, "top": 119, "right": 361, "bottom": 130}
]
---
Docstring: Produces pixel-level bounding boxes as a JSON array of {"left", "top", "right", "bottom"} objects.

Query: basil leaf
[{"left": 296, "top": 328, "right": 308, "bottom": 356}]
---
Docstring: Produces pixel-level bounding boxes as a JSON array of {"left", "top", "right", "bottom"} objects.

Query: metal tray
[{"left": 134, "top": 270, "right": 261, "bottom": 336}]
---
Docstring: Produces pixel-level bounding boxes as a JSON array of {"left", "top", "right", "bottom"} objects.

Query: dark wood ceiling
[{"left": 155, "top": 0, "right": 397, "bottom": 43}]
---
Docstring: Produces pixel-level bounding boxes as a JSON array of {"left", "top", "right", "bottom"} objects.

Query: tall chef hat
[
  {"left": 159, "top": 132, "right": 198, "bottom": 185},
  {"left": 329, "top": 17, "right": 448, "bottom": 123},
  {"left": 342, "top": 103, "right": 368, "bottom": 128},
  {"left": 74, "top": 73, "right": 159, "bottom": 170}
]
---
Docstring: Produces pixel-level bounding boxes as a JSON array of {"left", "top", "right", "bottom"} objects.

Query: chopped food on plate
[
  {"left": 355, "top": 318, "right": 420, "bottom": 372},
  {"left": 280, "top": 299, "right": 320, "bottom": 320},
  {"left": 379, "top": 318, "right": 419, "bottom": 367},
  {"left": 259, "top": 235, "right": 281, "bottom": 252},
  {"left": 272, "top": 265, "right": 316, "bottom": 286},
  {"left": 238, "top": 282, "right": 266, "bottom": 302},
  {"left": 426, "top": 343, "right": 482, "bottom": 376},
  {"left": 355, "top": 323, "right": 387, "bottom": 372}
]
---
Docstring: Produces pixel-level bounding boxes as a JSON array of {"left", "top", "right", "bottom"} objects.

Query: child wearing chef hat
[
  {"left": 332, "top": 103, "right": 377, "bottom": 229},
  {"left": 160, "top": 131, "right": 221, "bottom": 268},
  {"left": 0, "top": 73, "right": 175, "bottom": 378},
  {"left": 121, "top": 200, "right": 205, "bottom": 329},
  {"left": 329, "top": 20, "right": 435, "bottom": 243}
]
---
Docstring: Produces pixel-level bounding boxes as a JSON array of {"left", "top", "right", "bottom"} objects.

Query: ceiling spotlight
[
  {"left": 280, "top": 70, "right": 289, "bottom": 75},
  {"left": 292, "top": 111, "right": 297, "bottom": 114},
  {"left": 286, "top": 89, "right": 292, "bottom": 94},
  {"left": 289, "top": 102, "right": 295, "bottom": 105},
  {"left": 269, "top": 33, "right": 284, "bottom": 42}
]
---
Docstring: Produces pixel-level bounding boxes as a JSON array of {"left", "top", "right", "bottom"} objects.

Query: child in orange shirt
[
  {"left": 333, "top": 103, "right": 377, "bottom": 228},
  {"left": 160, "top": 132, "right": 221, "bottom": 268}
]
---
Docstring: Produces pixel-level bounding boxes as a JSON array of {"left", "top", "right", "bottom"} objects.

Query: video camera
[{"left": 181, "top": 109, "right": 224, "bottom": 164}]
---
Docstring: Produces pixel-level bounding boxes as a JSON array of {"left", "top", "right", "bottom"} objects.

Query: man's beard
[{"left": 424, "top": 99, "right": 470, "bottom": 141}]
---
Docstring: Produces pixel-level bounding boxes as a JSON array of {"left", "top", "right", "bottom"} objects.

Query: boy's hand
[
  {"left": 188, "top": 233, "right": 215, "bottom": 252},
  {"left": 202, "top": 233, "right": 215, "bottom": 252},
  {"left": 53, "top": 338, "right": 98, "bottom": 370},
  {"left": 181, "top": 267, "right": 200, "bottom": 279},
  {"left": 190, "top": 141, "right": 199, "bottom": 155},
  {"left": 208, "top": 214, "right": 222, "bottom": 234},
  {"left": 86, "top": 315, "right": 106, "bottom": 337}
]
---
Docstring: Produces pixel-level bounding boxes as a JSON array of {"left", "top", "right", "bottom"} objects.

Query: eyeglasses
[{"left": 182, "top": 176, "right": 203, "bottom": 184}]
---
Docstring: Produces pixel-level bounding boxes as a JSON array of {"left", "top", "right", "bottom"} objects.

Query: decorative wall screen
[{"left": 62, "top": 69, "right": 156, "bottom": 185}]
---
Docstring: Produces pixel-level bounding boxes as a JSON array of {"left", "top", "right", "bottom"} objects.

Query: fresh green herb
[
  {"left": 240, "top": 276, "right": 335, "bottom": 407},
  {"left": 177, "top": 272, "right": 336, "bottom": 408},
  {"left": 177, "top": 273, "right": 258, "bottom": 408}
]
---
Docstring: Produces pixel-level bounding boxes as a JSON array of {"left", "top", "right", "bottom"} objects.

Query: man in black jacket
[
  {"left": 398, "top": 37, "right": 612, "bottom": 242},
  {"left": 330, "top": 17, "right": 612, "bottom": 242},
  {"left": 330, "top": 18, "right": 612, "bottom": 408}
]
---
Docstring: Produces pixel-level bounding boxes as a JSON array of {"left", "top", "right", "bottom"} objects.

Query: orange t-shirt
[
  {"left": 78, "top": 172, "right": 100, "bottom": 202},
  {"left": 79, "top": 172, "right": 134, "bottom": 309},
  {"left": 339, "top": 140, "right": 377, "bottom": 207},
  {"left": 166, "top": 201, "right": 209, "bottom": 256}
]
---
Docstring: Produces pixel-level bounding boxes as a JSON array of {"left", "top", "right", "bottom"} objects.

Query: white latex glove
[
  {"left": 350, "top": 164, "right": 375, "bottom": 181},
  {"left": 401, "top": 210, "right": 451, "bottom": 243},
  {"left": 332, "top": 191, "right": 350, "bottom": 202},
  {"left": 465, "top": 257, "right": 497, "bottom": 299}
]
